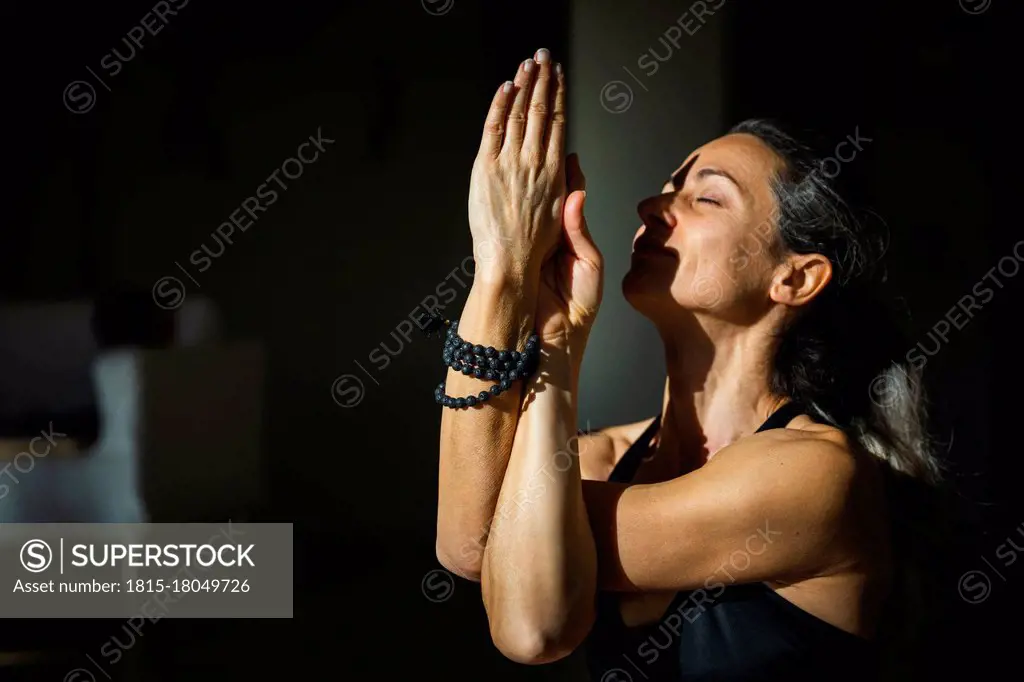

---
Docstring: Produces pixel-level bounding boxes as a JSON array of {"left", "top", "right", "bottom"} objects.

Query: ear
[{"left": 769, "top": 253, "right": 832, "bottom": 307}]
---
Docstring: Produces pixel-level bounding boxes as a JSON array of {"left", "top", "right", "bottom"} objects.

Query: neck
[{"left": 655, "top": 314, "right": 789, "bottom": 462}]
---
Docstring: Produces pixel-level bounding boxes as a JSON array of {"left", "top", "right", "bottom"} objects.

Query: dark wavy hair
[{"left": 730, "top": 118, "right": 952, "bottom": 678}]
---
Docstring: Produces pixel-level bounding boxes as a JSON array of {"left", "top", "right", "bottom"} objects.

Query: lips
[{"left": 633, "top": 232, "right": 676, "bottom": 258}]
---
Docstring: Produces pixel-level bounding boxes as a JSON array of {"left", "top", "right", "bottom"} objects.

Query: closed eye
[{"left": 697, "top": 196, "right": 721, "bottom": 205}]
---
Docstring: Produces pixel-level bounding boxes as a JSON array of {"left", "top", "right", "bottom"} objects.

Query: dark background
[{"left": 1, "top": 0, "right": 1017, "bottom": 679}]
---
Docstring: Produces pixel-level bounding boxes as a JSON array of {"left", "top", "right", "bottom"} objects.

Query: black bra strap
[
  {"left": 609, "top": 401, "right": 804, "bottom": 484},
  {"left": 755, "top": 400, "right": 806, "bottom": 433}
]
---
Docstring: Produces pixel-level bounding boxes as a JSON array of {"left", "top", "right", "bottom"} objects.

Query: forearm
[
  {"left": 481, "top": 342, "right": 597, "bottom": 663},
  {"left": 436, "top": 273, "right": 539, "bottom": 579}
]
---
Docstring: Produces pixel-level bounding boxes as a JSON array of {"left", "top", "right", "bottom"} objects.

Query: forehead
[{"left": 669, "top": 133, "right": 782, "bottom": 195}]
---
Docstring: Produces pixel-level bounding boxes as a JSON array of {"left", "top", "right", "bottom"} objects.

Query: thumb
[{"left": 563, "top": 189, "right": 602, "bottom": 268}]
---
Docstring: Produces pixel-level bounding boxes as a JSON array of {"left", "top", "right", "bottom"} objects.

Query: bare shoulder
[
  {"left": 578, "top": 416, "right": 659, "bottom": 481},
  {"left": 705, "top": 417, "right": 892, "bottom": 624},
  {"left": 704, "top": 417, "right": 872, "bottom": 526},
  {"left": 698, "top": 417, "right": 852, "bottom": 499}
]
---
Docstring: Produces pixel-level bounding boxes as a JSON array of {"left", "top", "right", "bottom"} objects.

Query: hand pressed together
[{"left": 467, "top": 49, "right": 603, "bottom": 353}]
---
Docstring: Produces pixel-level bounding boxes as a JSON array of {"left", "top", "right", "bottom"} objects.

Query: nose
[{"left": 636, "top": 192, "right": 678, "bottom": 231}]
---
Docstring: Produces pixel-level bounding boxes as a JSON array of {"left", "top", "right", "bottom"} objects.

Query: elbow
[
  {"left": 435, "top": 538, "right": 482, "bottom": 582},
  {"left": 488, "top": 606, "right": 595, "bottom": 665}
]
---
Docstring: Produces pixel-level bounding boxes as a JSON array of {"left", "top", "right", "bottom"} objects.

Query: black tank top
[{"left": 584, "top": 402, "right": 880, "bottom": 681}]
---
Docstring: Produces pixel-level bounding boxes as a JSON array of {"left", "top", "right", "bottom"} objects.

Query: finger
[
  {"left": 563, "top": 190, "right": 601, "bottom": 268},
  {"left": 478, "top": 80, "right": 514, "bottom": 159},
  {"left": 502, "top": 58, "right": 537, "bottom": 154},
  {"left": 546, "top": 63, "right": 567, "bottom": 163},
  {"left": 566, "top": 153, "right": 587, "bottom": 194},
  {"left": 522, "top": 48, "right": 554, "bottom": 159}
]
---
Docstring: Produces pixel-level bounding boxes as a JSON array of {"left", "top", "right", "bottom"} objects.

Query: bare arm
[
  {"left": 482, "top": 343, "right": 596, "bottom": 664},
  {"left": 435, "top": 279, "right": 537, "bottom": 579},
  {"left": 435, "top": 51, "right": 567, "bottom": 579}
]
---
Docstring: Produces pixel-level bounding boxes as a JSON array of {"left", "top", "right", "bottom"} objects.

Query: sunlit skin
[{"left": 435, "top": 49, "right": 892, "bottom": 665}]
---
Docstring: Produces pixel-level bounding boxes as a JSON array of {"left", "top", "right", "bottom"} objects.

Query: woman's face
[{"left": 623, "top": 133, "right": 785, "bottom": 324}]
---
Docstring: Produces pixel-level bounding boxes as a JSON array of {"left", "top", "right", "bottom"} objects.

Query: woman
[{"left": 436, "top": 48, "right": 944, "bottom": 681}]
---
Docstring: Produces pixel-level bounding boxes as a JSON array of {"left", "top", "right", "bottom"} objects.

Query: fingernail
[
  {"left": 523, "top": 59, "right": 534, "bottom": 73},
  {"left": 535, "top": 48, "right": 550, "bottom": 64},
  {"left": 555, "top": 62, "right": 563, "bottom": 75},
  {"left": 503, "top": 80, "right": 513, "bottom": 93}
]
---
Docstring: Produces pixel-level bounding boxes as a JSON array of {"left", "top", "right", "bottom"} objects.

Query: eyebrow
[{"left": 693, "top": 167, "right": 746, "bottom": 195}]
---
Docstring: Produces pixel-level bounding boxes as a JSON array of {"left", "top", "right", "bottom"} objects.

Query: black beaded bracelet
[{"left": 420, "top": 312, "right": 539, "bottom": 409}]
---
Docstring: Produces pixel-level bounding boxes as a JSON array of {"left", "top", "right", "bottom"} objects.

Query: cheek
[
  {"left": 669, "top": 225, "right": 771, "bottom": 307},
  {"left": 670, "top": 225, "right": 734, "bottom": 280}
]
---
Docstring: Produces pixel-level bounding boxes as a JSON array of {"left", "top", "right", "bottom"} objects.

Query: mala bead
[{"left": 434, "top": 320, "right": 542, "bottom": 409}]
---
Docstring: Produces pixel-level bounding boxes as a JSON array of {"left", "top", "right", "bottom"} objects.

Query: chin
[{"left": 622, "top": 262, "right": 676, "bottom": 313}]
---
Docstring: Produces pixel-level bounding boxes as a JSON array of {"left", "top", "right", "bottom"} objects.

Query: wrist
[
  {"left": 552, "top": 329, "right": 590, "bottom": 394},
  {"left": 526, "top": 341, "right": 577, "bottom": 392},
  {"left": 474, "top": 264, "right": 538, "bottom": 293},
  {"left": 471, "top": 272, "right": 538, "bottom": 316},
  {"left": 473, "top": 246, "right": 544, "bottom": 291},
  {"left": 457, "top": 279, "right": 538, "bottom": 352}
]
